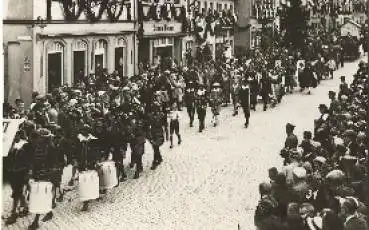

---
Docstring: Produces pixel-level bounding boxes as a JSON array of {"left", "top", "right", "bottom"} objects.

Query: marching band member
[
  {"left": 28, "top": 129, "right": 57, "bottom": 229},
  {"left": 77, "top": 124, "right": 98, "bottom": 211},
  {"left": 195, "top": 83, "right": 208, "bottom": 132},
  {"left": 209, "top": 82, "right": 222, "bottom": 127}
]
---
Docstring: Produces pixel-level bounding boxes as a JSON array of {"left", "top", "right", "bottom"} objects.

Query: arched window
[
  {"left": 72, "top": 39, "right": 88, "bottom": 83},
  {"left": 47, "top": 41, "right": 64, "bottom": 91}
]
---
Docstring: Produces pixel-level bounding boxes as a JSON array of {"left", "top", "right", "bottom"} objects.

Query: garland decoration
[
  {"left": 62, "top": 0, "right": 85, "bottom": 21},
  {"left": 85, "top": 0, "right": 108, "bottom": 22},
  {"left": 148, "top": 4, "right": 156, "bottom": 21},
  {"left": 161, "top": 4, "right": 169, "bottom": 21},
  {"left": 106, "top": 0, "right": 124, "bottom": 21}
]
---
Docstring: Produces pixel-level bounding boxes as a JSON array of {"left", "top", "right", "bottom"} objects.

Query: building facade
[
  {"left": 3, "top": 0, "right": 138, "bottom": 105},
  {"left": 235, "top": 0, "right": 278, "bottom": 53},
  {"left": 138, "top": 0, "right": 186, "bottom": 66},
  {"left": 183, "top": 0, "right": 236, "bottom": 62}
]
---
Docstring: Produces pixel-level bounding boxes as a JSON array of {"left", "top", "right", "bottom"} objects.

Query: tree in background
[{"left": 280, "top": 0, "right": 309, "bottom": 50}]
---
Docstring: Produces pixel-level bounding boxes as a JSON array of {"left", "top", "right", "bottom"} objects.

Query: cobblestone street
[{"left": 2, "top": 59, "right": 364, "bottom": 230}]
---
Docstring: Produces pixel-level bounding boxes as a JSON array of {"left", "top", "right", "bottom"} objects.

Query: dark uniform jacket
[
  {"left": 285, "top": 134, "right": 298, "bottom": 149},
  {"left": 239, "top": 85, "right": 251, "bottom": 108},
  {"left": 148, "top": 112, "right": 164, "bottom": 147}
]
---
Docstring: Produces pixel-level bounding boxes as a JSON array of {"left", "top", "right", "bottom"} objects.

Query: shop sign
[{"left": 143, "top": 22, "right": 182, "bottom": 35}]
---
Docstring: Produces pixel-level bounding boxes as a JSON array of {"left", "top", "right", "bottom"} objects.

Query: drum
[
  {"left": 61, "top": 164, "right": 74, "bottom": 189},
  {"left": 78, "top": 170, "right": 99, "bottom": 202},
  {"left": 29, "top": 181, "right": 53, "bottom": 214},
  {"left": 98, "top": 161, "right": 118, "bottom": 189}
]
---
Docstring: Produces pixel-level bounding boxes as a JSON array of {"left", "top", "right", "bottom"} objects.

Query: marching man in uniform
[
  {"left": 195, "top": 83, "right": 208, "bottom": 133},
  {"left": 28, "top": 129, "right": 57, "bottom": 230},
  {"left": 184, "top": 81, "right": 196, "bottom": 127},
  {"left": 209, "top": 82, "right": 223, "bottom": 127},
  {"left": 147, "top": 102, "right": 165, "bottom": 170},
  {"left": 239, "top": 78, "right": 252, "bottom": 128}
]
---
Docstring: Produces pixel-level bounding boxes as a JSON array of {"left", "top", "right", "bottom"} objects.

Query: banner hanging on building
[{"left": 3, "top": 118, "right": 25, "bottom": 157}]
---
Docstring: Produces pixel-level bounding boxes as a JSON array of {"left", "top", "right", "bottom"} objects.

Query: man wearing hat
[
  {"left": 285, "top": 123, "right": 298, "bottom": 150},
  {"left": 195, "top": 83, "right": 208, "bottom": 132},
  {"left": 314, "top": 104, "right": 330, "bottom": 141},
  {"left": 341, "top": 197, "right": 369, "bottom": 230},
  {"left": 184, "top": 80, "right": 196, "bottom": 127},
  {"left": 338, "top": 76, "right": 349, "bottom": 101},
  {"left": 329, "top": 91, "right": 340, "bottom": 115},
  {"left": 239, "top": 78, "right": 252, "bottom": 128}
]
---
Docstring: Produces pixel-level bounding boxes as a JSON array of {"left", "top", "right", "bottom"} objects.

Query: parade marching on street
[
  {"left": 2, "top": 0, "right": 369, "bottom": 229},
  {"left": 2, "top": 57, "right": 366, "bottom": 229}
]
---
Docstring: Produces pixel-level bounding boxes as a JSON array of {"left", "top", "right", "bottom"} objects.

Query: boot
[
  {"left": 81, "top": 201, "right": 89, "bottom": 211},
  {"left": 28, "top": 221, "right": 39, "bottom": 230},
  {"left": 120, "top": 170, "right": 127, "bottom": 182},
  {"left": 150, "top": 162, "right": 158, "bottom": 170},
  {"left": 178, "top": 135, "right": 182, "bottom": 145},
  {"left": 19, "top": 207, "right": 29, "bottom": 217},
  {"left": 133, "top": 170, "right": 140, "bottom": 179},
  {"left": 5, "top": 212, "right": 18, "bottom": 225},
  {"left": 56, "top": 194, "right": 64, "bottom": 202},
  {"left": 42, "top": 211, "right": 53, "bottom": 222},
  {"left": 170, "top": 136, "right": 173, "bottom": 148}
]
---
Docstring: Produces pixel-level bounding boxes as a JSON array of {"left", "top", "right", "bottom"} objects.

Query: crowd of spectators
[{"left": 254, "top": 61, "right": 368, "bottom": 230}]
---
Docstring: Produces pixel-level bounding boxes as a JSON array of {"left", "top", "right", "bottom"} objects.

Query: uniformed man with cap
[
  {"left": 239, "top": 77, "right": 252, "bottom": 128},
  {"left": 184, "top": 80, "right": 196, "bottom": 127},
  {"left": 128, "top": 107, "right": 146, "bottom": 179},
  {"left": 195, "top": 83, "right": 208, "bottom": 132}
]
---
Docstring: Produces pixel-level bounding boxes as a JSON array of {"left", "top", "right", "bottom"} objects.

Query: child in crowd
[{"left": 169, "top": 102, "right": 182, "bottom": 149}]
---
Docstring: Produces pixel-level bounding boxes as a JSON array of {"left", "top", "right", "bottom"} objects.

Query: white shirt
[{"left": 169, "top": 110, "right": 180, "bottom": 121}]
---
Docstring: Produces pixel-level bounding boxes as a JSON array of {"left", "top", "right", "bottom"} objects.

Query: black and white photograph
[{"left": 1, "top": 0, "right": 369, "bottom": 229}]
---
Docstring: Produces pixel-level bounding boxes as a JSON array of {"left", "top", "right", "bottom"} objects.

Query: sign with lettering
[{"left": 143, "top": 22, "right": 182, "bottom": 36}]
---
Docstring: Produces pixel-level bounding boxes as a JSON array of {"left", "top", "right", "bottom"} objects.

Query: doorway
[
  {"left": 155, "top": 46, "right": 172, "bottom": 69},
  {"left": 73, "top": 51, "right": 85, "bottom": 83},
  {"left": 156, "top": 46, "right": 172, "bottom": 59},
  {"left": 95, "top": 54, "right": 104, "bottom": 74},
  {"left": 48, "top": 53, "right": 62, "bottom": 91},
  {"left": 115, "top": 47, "right": 124, "bottom": 76}
]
